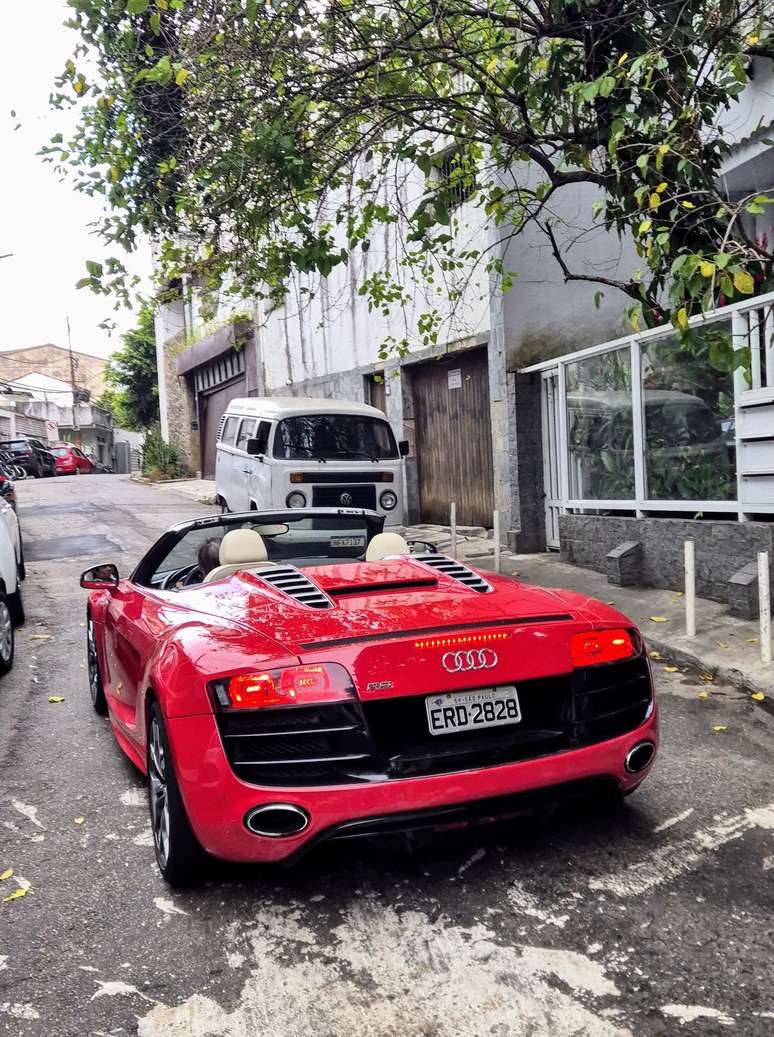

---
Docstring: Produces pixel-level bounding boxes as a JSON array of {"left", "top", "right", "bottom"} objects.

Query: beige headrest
[
  {"left": 219, "top": 528, "right": 268, "bottom": 565},
  {"left": 365, "top": 531, "right": 410, "bottom": 561}
]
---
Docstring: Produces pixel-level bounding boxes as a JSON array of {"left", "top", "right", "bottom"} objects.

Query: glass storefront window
[
  {"left": 566, "top": 348, "right": 635, "bottom": 500},
  {"left": 642, "top": 322, "right": 736, "bottom": 501}
]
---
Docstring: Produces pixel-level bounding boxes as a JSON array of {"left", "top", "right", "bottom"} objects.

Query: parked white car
[
  {"left": 215, "top": 397, "right": 408, "bottom": 525},
  {"left": 0, "top": 499, "right": 25, "bottom": 675}
]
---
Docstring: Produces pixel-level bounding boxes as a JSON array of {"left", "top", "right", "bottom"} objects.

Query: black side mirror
[
  {"left": 399, "top": 440, "right": 410, "bottom": 457},
  {"left": 80, "top": 563, "right": 119, "bottom": 590},
  {"left": 245, "top": 438, "right": 263, "bottom": 456}
]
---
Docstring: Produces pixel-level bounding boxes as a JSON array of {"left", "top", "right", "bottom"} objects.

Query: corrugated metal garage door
[
  {"left": 15, "top": 414, "right": 47, "bottom": 438},
  {"left": 412, "top": 348, "right": 495, "bottom": 527}
]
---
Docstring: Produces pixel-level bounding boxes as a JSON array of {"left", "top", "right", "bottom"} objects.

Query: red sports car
[{"left": 81, "top": 508, "right": 658, "bottom": 885}]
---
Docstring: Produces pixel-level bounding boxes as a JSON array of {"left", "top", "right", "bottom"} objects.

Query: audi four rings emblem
[{"left": 441, "top": 648, "right": 498, "bottom": 673}]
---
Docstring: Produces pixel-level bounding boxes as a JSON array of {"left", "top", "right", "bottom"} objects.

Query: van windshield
[{"left": 273, "top": 414, "right": 398, "bottom": 461}]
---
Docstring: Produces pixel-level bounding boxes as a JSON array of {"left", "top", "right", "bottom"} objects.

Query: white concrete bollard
[
  {"left": 684, "top": 540, "right": 696, "bottom": 638},
  {"left": 493, "top": 509, "right": 501, "bottom": 574},
  {"left": 759, "top": 552, "right": 771, "bottom": 665},
  {"left": 450, "top": 502, "right": 457, "bottom": 559}
]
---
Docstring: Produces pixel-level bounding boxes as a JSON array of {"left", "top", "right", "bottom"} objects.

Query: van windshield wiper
[{"left": 329, "top": 450, "right": 379, "bottom": 463}]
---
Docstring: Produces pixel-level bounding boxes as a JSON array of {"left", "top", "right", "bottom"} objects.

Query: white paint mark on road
[
  {"left": 92, "top": 980, "right": 154, "bottom": 1003},
  {"left": 154, "top": 897, "right": 188, "bottom": 917},
  {"left": 138, "top": 902, "right": 630, "bottom": 1037},
  {"left": 120, "top": 788, "right": 145, "bottom": 808},
  {"left": 508, "top": 882, "right": 570, "bottom": 928},
  {"left": 0, "top": 1003, "right": 40, "bottom": 1020},
  {"left": 79, "top": 966, "right": 99, "bottom": 973},
  {"left": 653, "top": 808, "right": 694, "bottom": 833},
  {"left": 590, "top": 803, "right": 774, "bottom": 898},
  {"left": 11, "top": 800, "right": 43, "bottom": 829},
  {"left": 0, "top": 957, "right": 7, "bottom": 971},
  {"left": 662, "top": 1004, "right": 734, "bottom": 1026},
  {"left": 457, "top": 847, "right": 486, "bottom": 876}
]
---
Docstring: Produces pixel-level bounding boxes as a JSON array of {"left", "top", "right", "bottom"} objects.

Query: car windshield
[
  {"left": 0, "top": 440, "right": 31, "bottom": 450},
  {"left": 51, "top": 447, "right": 71, "bottom": 457},
  {"left": 146, "top": 514, "right": 374, "bottom": 587},
  {"left": 273, "top": 414, "right": 398, "bottom": 461}
]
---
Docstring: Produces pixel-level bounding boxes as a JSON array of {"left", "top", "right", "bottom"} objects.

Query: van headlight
[
  {"left": 379, "top": 490, "right": 398, "bottom": 511},
  {"left": 286, "top": 491, "right": 306, "bottom": 508}
]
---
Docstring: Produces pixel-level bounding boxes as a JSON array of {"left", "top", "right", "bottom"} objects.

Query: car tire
[
  {"left": 0, "top": 596, "right": 15, "bottom": 676},
  {"left": 86, "top": 616, "right": 108, "bottom": 715},
  {"left": 219, "top": 497, "right": 230, "bottom": 514},
  {"left": 146, "top": 702, "right": 209, "bottom": 886},
  {"left": 9, "top": 581, "right": 24, "bottom": 627}
]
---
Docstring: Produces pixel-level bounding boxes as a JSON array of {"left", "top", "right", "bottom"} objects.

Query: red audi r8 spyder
[{"left": 81, "top": 508, "right": 658, "bottom": 885}]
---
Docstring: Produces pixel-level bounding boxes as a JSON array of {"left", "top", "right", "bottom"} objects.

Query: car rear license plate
[{"left": 426, "top": 686, "right": 521, "bottom": 736}]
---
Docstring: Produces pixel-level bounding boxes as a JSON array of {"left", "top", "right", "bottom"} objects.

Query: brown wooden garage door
[
  {"left": 199, "top": 378, "right": 247, "bottom": 478},
  {"left": 412, "top": 348, "right": 495, "bottom": 527}
]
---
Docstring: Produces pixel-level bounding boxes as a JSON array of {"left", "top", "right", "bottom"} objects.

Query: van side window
[
  {"left": 220, "top": 416, "right": 239, "bottom": 446},
  {"left": 254, "top": 421, "right": 271, "bottom": 455},
  {"left": 236, "top": 418, "right": 258, "bottom": 451}
]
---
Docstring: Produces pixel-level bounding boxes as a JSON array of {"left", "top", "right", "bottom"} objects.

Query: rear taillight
[
  {"left": 211, "top": 662, "right": 354, "bottom": 710},
  {"left": 570, "top": 628, "right": 637, "bottom": 667}
]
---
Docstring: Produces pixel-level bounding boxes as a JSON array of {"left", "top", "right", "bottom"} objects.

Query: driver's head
[{"left": 197, "top": 537, "right": 222, "bottom": 576}]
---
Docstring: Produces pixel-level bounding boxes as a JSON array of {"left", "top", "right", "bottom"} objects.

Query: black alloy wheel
[
  {"left": 86, "top": 616, "right": 108, "bottom": 715},
  {"left": 146, "top": 702, "right": 208, "bottom": 886}
]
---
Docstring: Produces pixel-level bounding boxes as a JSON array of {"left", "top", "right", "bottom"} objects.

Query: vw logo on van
[
  {"left": 441, "top": 649, "right": 498, "bottom": 673},
  {"left": 339, "top": 492, "right": 353, "bottom": 505}
]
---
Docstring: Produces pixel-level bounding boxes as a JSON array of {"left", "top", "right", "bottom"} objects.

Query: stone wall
[
  {"left": 511, "top": 372, "right": 545, "bottom": 551},
  {"left": 559, "top": 514, "right": 774, "bottom": 605},
  {"left": 161, "top": 330, "right": 199, "bottom": 474}
]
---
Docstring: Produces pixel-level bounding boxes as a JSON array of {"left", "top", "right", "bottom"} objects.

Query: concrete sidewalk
[{"left": 136, "top": 480, "right": 773, "bottom": 697}]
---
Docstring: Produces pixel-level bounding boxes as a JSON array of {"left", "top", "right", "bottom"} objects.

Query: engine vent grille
[
  {"left": 258, "top": 566, "right": 333, "bottom": 609},
  {"left": 412, "top": 554, "right": 493, "bottom": 593}
]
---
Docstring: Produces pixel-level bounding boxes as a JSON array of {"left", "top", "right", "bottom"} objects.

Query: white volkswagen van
[{"left": 214, "top": 398, "right": 408, "bottom": 525}]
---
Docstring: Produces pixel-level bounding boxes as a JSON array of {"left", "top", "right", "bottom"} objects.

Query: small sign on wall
[{"left": 448, "top": 368, "right": 462, "bottom": 390}]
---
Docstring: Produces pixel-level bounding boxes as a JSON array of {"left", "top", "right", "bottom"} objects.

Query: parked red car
[
  {"left": 81, "top": 509, "right": 658, "bottom": 885},
  {"left": 51, "top": 444, "right": 93, "bottom": 475}
]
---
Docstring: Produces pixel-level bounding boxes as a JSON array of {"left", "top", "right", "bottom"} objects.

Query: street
[{"left": 1, "top": 475, "right": 773, "bottom": 1037}]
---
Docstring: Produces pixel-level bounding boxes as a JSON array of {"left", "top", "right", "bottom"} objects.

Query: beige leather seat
[
  {"left": 365, "top": 531, "right": 411, "bottom": 561},
  {"left": 203, "top": 528, "right": 271, "bottom": 583}
]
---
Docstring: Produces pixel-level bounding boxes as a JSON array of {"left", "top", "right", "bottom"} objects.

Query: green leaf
[
  {"left": 127, "top": 0, "right": 149, "bottom": 12},
  {"left": 85, "top": 260, "right": 103, "bottom": 277},
  {"left": 598, "top": 76, "right": 616, "bottom": 98},
  {"left": 594, "top": 291, "right": 604, "bottom": 310}
]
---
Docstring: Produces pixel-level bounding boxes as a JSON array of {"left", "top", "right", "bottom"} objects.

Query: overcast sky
[{"left": 0, "top": 0, "right": 150, "bottom": 361}]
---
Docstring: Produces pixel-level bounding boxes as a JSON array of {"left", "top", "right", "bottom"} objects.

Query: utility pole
[{"left": 66, "top": 316, "right": 81, "bottom": 447}]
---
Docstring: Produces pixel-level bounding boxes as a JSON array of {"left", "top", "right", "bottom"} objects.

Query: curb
[{"left": 646, "top": 634, "right": 774, "bottom": 715}]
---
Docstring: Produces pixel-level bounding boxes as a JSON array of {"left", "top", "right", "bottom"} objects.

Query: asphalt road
[{"left": 1, "top": 475, "right": 773, "bottom": 1037}]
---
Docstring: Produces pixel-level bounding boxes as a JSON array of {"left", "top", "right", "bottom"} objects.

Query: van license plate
[{"left": 425, "top": 686, "right": 521, "bottom": 736}]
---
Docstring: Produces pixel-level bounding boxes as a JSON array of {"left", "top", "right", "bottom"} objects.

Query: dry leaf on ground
[
  {"left": 712, "top": 724, "right": 728, "bottom": 732},
  {"left": 664, "top": 666, "right": 679, "bottom": 673},
  {"left": 650, "top": 616, "right": 668, "bottom": 623},
  {"left": 0, "top": 869, "right": 12, "bottom": 881},
  {"left": 698, "top": 691, "right": 709, "bottom": 700},
  {"left": 752, "top": 692, "right": 765, "bottom": 702},
  {"left": 3, "top": 887, "right": 29, "bottom": 903},
  {"left": 47, "top": 696, "right": 65, "bottom": 704}
]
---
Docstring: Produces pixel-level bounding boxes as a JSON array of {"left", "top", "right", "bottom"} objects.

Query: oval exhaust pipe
[
  {"left": 625, "top": 741, "right": 655, "bottom": 774},
  {"left": 245, "top": 803, "right": 310, "bottom": 838}
]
